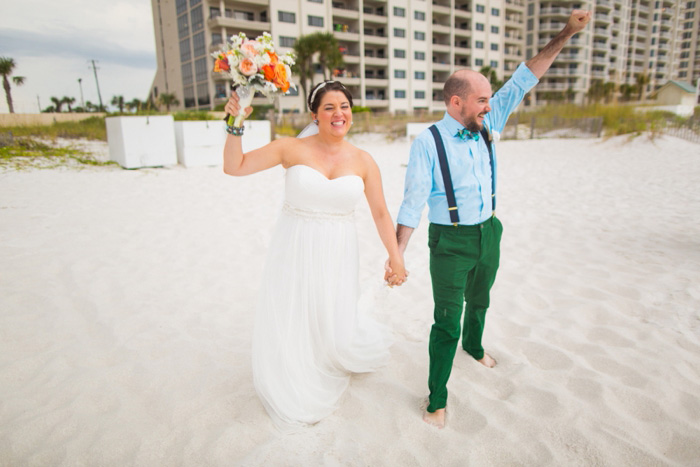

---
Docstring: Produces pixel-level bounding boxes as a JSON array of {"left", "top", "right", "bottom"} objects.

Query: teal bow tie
[{"left": 457, "top": 128, "right": 479, "bottom": 141}]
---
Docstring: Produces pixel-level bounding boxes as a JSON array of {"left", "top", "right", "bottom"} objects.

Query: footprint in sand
[
  {"left": 521, "top": 342, "right": 574, "bottom": 371},
  {"left": 586, "top": 327, "right": 635, "bottom": 348}
]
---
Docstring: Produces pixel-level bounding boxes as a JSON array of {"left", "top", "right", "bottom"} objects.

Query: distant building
[{"left": 149, "top": 0, "right": 700, "bottom": 113}]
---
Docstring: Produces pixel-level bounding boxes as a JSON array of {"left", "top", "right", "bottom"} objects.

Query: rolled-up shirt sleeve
[
  {"left": 397, "top": 135, "right": 434, "bottom": 229},
  {"left": 487, "top": 62, "right": 539, "bottom": 133}
]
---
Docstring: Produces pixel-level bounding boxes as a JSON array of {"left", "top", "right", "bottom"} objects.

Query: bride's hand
[
  {"left": 385, "top": 258, "right": 408, "bottom": 287},
  {"left": 224, "top": 92, "right": 253, "bottom": 121}
]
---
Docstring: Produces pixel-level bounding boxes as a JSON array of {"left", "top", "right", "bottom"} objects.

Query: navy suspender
[
  {"left": 480, "top": 127, "right": 496, "bottom": 213},
  {"left": 429, "top": 125, "right": 459, "bottom": 225},
  {"left": 429, "top": 124, "right": 495, "bottom": 227}
]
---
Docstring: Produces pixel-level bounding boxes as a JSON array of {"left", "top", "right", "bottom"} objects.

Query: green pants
[{"left": 427, "top": 217, "right": 503, "bottom": 413}]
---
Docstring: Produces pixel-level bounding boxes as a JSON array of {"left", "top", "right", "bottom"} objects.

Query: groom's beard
[{"left": 464, "top": 114, "right": 484, "bottom": 133}]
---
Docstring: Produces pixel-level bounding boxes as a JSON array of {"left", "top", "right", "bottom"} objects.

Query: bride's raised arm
[{"left": 222, "top": 92, "right": 291, "bottom": 176}]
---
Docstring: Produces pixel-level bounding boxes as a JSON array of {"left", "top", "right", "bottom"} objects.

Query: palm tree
[
  {"left": 1, "top": 57, "right": 26, "bottom": 113},
  {"left": 126, "top": 98, "right": 142, "bottom": 113},
  {"left": 313, "top": 32, "right": 344, "bottom": 81},
  {"left": 111, "top": 95, "right": 125, "bottom": 113},
  {"left": 478, "top": 66, "right": 503, "bottom": 92},
  {"left": 50, "top": 96, "right": 64, "bottom": 113},
  {"left": 62, "top": 96, "right": 76, "bottom": 112},
  {"left": 158, "top": 93, "right": 179, "bottom": 112},
  {"left": 635, "top": 72, "right": 649, "bottom": 102},
  {"left": 292, "top": 35, "right": 317, "bottom": 106}
]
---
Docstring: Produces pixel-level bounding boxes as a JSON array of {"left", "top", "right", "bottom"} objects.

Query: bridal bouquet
[{"left": 212, "top": 32, "right": 296, "bottom": 127}]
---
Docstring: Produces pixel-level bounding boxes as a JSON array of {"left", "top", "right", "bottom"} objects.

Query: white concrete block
[
  {"left": 406, "top": 122, "right": 433, "bottom": 141},
  {"left": 106, "top": 116, "right": 177, "bottom": 169},
  {"left": 174, "top": 120, "right": 227, "bottom": 167}
]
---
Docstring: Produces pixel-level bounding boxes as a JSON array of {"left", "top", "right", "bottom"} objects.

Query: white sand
[{"left": 1, "top": 133, "right": 699, "bottom": 465}]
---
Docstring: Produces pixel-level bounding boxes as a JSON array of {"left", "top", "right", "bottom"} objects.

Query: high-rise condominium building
[{"left": 149, "top": 0, "right": 699, "bottom": 113}]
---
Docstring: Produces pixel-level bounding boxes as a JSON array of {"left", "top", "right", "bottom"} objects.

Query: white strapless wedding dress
[{"left": 252, "top": 165, "right": 391, "bottom": 431}]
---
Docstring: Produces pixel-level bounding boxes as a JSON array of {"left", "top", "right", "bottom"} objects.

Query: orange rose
[
  {"left": 272, "top": 63, "right": 290, "bottom": 92},
  {"left": 267, "top": 51, "right": 279, "bottom": 64},
  {"left": 238, "top": 58, "right": 258, "bottom": 76},
  {"left": 262, "top": 64, "right": 275, "bottom": 81},
  {"left": 214, "top": 58, "right": 230, "bottom": 72}
]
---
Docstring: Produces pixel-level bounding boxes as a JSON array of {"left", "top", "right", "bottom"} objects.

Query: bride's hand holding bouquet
[{"left": 212, "top": 32, "right": 295, "bottom": 132}]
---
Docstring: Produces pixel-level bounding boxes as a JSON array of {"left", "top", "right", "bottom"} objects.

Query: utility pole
[
  {"left": 78, "top": 78, "right": 85, "bottom": 109},
  {"left": 37, "top": 95, "right": 41, "bottom": 113},
  {"left": 89, "top": 60, "right": 104, "bottom": 111}
]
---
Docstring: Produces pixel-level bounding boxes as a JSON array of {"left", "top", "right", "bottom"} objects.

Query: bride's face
[{"left": 313, "top": 91, "right": 352, "bottom": 136}]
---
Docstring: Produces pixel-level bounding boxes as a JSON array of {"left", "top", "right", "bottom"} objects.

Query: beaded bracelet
[{"left": 226, "top": 125, "right": 244, "bottom": 136}]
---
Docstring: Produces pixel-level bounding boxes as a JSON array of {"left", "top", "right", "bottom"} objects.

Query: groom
[{"left": 388, "top": 10, "right": 591, "bottom": 428}]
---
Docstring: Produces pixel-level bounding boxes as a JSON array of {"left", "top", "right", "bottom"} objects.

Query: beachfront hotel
[{"left": 149, "top": 0, "right": 700, "bottom": 113}]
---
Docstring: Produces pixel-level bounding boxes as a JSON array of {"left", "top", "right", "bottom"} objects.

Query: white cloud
[{"left": 0, "top": 0, "right": 157, "bottom": 113}]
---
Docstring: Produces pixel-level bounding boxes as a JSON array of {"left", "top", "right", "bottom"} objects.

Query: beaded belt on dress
[{"left": 283, "top": 203, "right": 354, "bottom": 220}]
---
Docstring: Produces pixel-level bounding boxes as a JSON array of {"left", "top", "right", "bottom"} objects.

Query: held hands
[
  {"left": 567, "top": 9, "right": 591, "bottom": 34},
  {"left": 224, "top": 91, "right": 253, "bottom": 123},
  {"left": 384, "top": 257, "right": 408, "bottom": 288}
]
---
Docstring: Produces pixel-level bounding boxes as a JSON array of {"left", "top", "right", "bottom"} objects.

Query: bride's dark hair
[{"left": 308, "top": 81, "right": 353, "bottom": 113}]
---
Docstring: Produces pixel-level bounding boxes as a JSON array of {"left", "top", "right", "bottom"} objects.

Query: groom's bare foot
[
  {"left": 477, "top": 353, "right": 497, "bottom": 368},
  {"left": 423, "top": 408, "right": 446, "bottom": 429}
]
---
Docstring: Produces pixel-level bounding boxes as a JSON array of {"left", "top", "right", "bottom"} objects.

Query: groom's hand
[{"left": 384, "top": 258, "right": 408, "bottom": 287}]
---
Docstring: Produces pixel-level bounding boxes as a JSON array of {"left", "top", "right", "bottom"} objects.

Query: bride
[{"left": 223, "top": 80, "right": 407, "bottom": 430}]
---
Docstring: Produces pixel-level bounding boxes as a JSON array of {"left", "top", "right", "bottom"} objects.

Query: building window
[
  {"left": 475, "top": 58, "right": 483, "bottom": 66},
  {"left": 233, "top": 10, "right": 254, "bottom": 20},
  {"left": 491, "top": 7, "right": 500, "bottom": 16},
  {"left": 308, "top": 0, "right": 322, "bottom": 3},
  {"left": 684, "top": 11, "right": 694, "bottom": 19},
  {"left": 393, "top": 6, "right": 405, "bottom": 16},
  {"left": 394, "top": 49, "right": 406, "bottom": 58},
  {"left": 176, "top": 0, "right": 187, "bottom": 15},
  {"left": 215, "top": 83, "right": 227, "bottom": 98},
  {"left": 414, "top": 11, "right": 425, "bottom": 20},
  {"left": 476, "top": 4, "right": 485, "bottom": 13},
  {"left": 679, "top": 71, "right": 687, "bottom": 78},
  {"left": 190, "top": 5, "right": 203, "bottom": 31},
  {"left": 476, "top": 23, "right": 484, "bottom": 31},
  {"left": 394, "top": 69, "right": 406, "bottom": 78},
  {"left": 475, "top": 41, "right": 484, "bottom": 49},
  {"left": 415, "top": 71, "right": 425, "bottom": 79},
  {"left": 177, "top": 14, "right": 189, "bottom": 39},
  {"left": 490, "top": 43, "right": 499, "bottom": 51},
  {"left": 179, "top": 38, "right": 191, "bottom": 62},
  {"left": 414, "top": 51, "right": 425, "bottom": 60},
  {"left": 210, "top": 7, "right": 220, "bottom": 18},
  {"left": 490, "top": 60, "right": 498, "bottom": 68},
  {"left": 181, "top": 63, "right": 193, "bottom": 86},
  {"left": 280, "top": 36, "right": 296, "bottom": 47},
  {"left": 190, "top": 0, "right": 201, "bottom": 6},
  {"left": 394, "top": 28, "right": 406, "bottom": 37},
  {"left": 197, "top": 82, "right": 210, "bottom": 106},
  {"left": 211, "top": 33, "right": 222, "bottom": 46},
  {"left": 491, "top": 25, "right": 499, "bottom": 34},
  {"left": 192, "top": 32, "right": 205, "bottom": 57},
  {"left": 415, "top": 31, "right": 425, "bottom": 40},
  {"left": 395, "top": 90, "right": 406, "bottom": 98},
  {"left": 681, "top": 51, "right": 690, "bottom": 58},
  {"left": 685, "top": 21, "right": 694, "bottom": 29},
  {"left": 278, "top": 11, "right": 296, "bottom": 23},
  {"left": 184, "top": 86, "right": 195, "bottom": 108},
  {"left": 194, "top": 57, "right": 208, "bottom": 82},
  {"left": 680, "top": 61, "right": 688, "bottom": 68},
  {"left": 308, "top": 15, "right": 324, "bottom": 26},
  {"left": 415, "top": 90, "right": 425, "bottom": 99}
]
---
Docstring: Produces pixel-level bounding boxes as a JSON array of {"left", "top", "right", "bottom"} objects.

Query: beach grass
[
  {"left": 0, "top": 136, "right": 117, "bottom": 170},
  {"left": 0, "top": 116, "right": 108, "bottom": 141}
]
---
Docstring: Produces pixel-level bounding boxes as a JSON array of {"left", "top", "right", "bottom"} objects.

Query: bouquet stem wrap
[{"left": 232, "top": 85, "right": 253, "bottom": 128}]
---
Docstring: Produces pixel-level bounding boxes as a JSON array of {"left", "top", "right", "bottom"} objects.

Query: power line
[{"left": 89, "top": 60, "right": 104, "bottom": 111}]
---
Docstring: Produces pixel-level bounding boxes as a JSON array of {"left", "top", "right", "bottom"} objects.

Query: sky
[{"left": 0, "top": 0, "right": 157, "bottom": 113}]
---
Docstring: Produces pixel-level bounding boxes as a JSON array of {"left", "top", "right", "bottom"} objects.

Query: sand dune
[{"left": 1, "top": 133, "right": 699, "bottom": 465}]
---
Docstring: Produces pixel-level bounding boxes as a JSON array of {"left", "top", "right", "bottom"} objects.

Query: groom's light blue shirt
[{"left": 397, "top": 62, "right": 539, "bottom": 227}]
